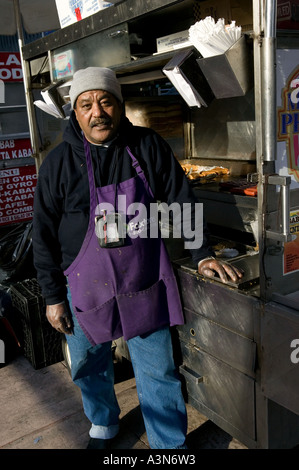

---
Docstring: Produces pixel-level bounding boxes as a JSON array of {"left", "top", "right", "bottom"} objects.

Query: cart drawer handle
[
  {"left": 265, "top": 174, "right": 293, "bottom": 243},
  {"left": 179, "top": 364, "right": 204, "bottom": 385}
]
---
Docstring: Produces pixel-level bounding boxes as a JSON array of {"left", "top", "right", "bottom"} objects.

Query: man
[{"left": 33, "top": 67, "right": 242, "bottom": 449}]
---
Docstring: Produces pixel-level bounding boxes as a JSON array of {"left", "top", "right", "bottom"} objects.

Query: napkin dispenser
[{"left": 163, "top": 47, "right": 214, "bottom": 108}]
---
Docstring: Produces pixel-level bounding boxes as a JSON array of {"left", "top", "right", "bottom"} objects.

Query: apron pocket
[
  {"left": 74, "top": 297, "right": 122, "bottom": 345},
  {"left": 117, "top": 279, "right": 170, "bottom": 340}
]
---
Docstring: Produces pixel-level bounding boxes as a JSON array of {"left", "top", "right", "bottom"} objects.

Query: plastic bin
[{"left": 10, "top": 279, "right": 63, "bottom": 369}]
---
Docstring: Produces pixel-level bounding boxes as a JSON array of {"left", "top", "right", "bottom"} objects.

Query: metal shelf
[
  {"left": 112, "top": 47, "right": 190, "bottom": 79},
  {"left": 22, "top": 0, "right": 187, "bottom": 60}
]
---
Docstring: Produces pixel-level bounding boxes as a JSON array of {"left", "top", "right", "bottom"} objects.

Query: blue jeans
[{"left": 66, "top": 293, "right": 187, "bottom": 449}]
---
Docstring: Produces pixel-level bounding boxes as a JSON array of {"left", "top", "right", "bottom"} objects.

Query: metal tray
[{"left": 174, "top": 252, "right": 259, "bottom": 291}]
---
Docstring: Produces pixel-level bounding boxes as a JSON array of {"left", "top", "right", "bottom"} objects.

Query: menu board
[{"left": 0, "top": 165, "right": 37, "bottom": 226}]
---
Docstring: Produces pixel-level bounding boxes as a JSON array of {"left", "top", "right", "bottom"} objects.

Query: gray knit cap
[{"left": 69, "top": 67, "right": 123, "bottom": 108}]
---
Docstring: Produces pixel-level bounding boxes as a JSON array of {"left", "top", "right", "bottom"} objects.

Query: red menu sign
[
  {"left": 277, "top": 0, "right": 299, "bottom": 30},
  {"left": 0, "top": 165, "right": 37, "bottom": 226},
  {"left": 0, "top": 52, "right": 23, "bottom": 82},
  {"left": 0, "top": 138, "right": 32, "bottom": 160}
]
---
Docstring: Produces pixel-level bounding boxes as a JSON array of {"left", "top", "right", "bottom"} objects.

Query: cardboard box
[
  {"left": 194, "top": 0, "right": 253, "bottom": 30},
  {"left": 55, "top": 0, "right": 113, "bottom": 29},
  {"left": 156, "top": 30, "right": 191, "bottom": 53},
  {"left": 230, "top": 0, "right": 253, "bottom": 30},
  {"left": 195, "top": 0, "right": 230, "bottom": 23}
]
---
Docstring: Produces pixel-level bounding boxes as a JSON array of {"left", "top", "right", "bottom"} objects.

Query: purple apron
[{"left": 64, "top": 138, "right": 184, "bottom": 345}]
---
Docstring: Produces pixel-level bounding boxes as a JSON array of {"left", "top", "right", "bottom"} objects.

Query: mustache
[{"left": 90, "top": 118, "right": 111, "bottom": 128}]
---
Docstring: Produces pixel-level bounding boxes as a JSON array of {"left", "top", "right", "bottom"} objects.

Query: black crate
[{"left": 10, "top": 279, "right": 63, "bottom": 369}]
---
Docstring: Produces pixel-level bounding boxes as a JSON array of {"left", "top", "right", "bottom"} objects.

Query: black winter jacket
[{"left": 32, "top": 112, "right": 214, "bottom": 304}]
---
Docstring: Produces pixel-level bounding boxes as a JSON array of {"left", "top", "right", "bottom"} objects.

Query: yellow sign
[
  {"left": 284, "top": 209, "right": 299, "bottom": 275},
  {"left": 278, "top": 65, "right": 299, "bottom": 182}
]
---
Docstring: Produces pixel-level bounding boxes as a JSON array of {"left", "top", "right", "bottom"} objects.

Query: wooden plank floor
[{"left": 0, "top": 354, "right": 247, "bottom": 450}]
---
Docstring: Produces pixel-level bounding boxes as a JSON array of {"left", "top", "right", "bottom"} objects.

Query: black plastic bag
[
  {"left": 0, "top": 288, "right": 22, "bottom": 367},
  {"left": 0, "top": 222, "right": 35, "bottom": 283}
]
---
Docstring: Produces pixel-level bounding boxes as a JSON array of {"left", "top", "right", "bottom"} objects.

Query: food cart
[{"left": 15, "top": 0, "right": 299, "bottom": 448}]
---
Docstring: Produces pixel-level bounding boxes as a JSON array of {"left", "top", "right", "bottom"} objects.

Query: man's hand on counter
[
  {"left": 198, "top": 257, "right": 244, "bottom": 284},
  {"left": 46, "top": 302, "right": 73, "bottom": 335}
]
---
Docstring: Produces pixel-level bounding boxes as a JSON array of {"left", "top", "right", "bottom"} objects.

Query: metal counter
[{"left": 172, "top": 256, "right": 299, "bottom": 449}]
